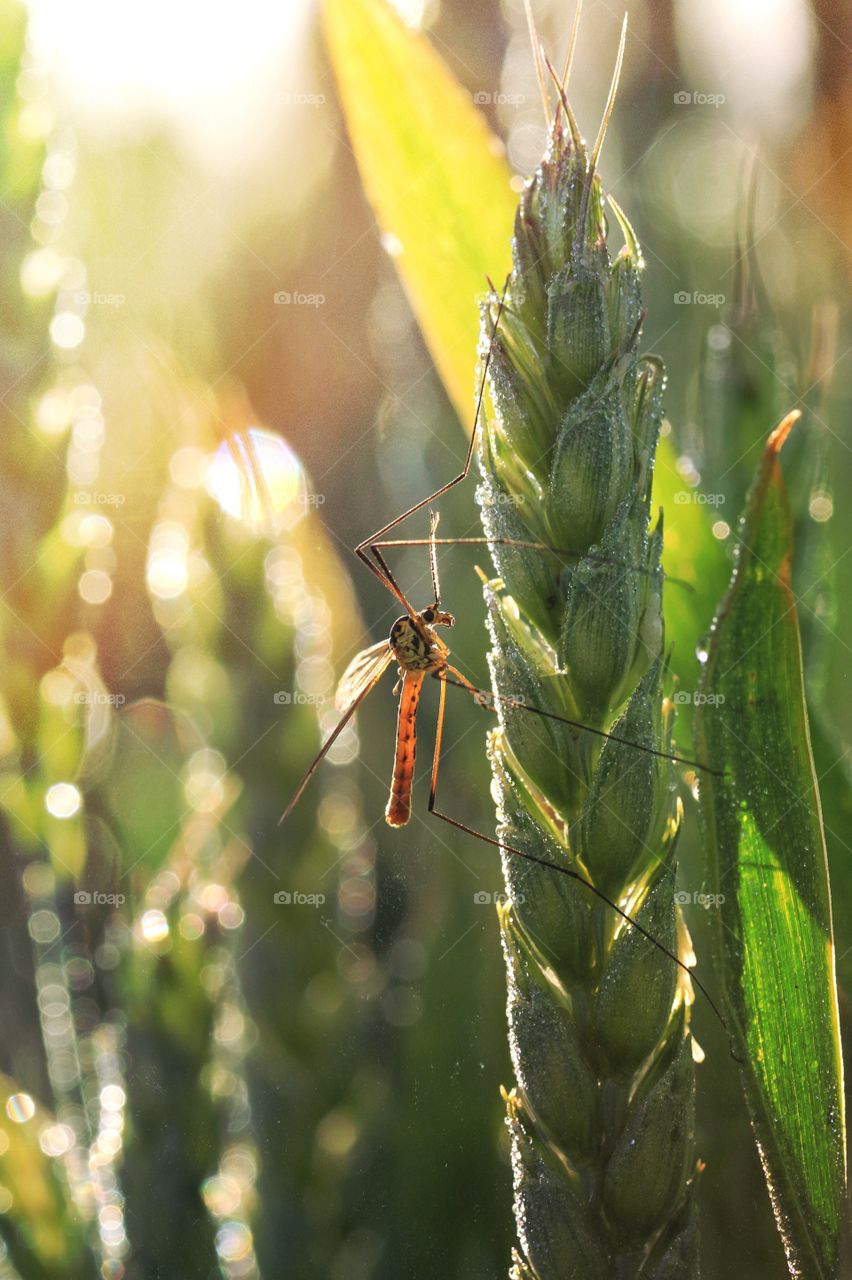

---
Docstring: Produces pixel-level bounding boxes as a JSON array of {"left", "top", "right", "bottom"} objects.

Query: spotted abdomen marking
[{"left": 386, "top": 670, "right": 424, "bottom": 828}]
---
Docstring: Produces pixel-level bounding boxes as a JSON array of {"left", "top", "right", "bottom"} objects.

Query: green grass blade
[
  {"left": 695, "top": 413, "right": 846, "bottom": 1278},
  {"left": 322, "top": 0, "right": 725, "bottom": 686}
]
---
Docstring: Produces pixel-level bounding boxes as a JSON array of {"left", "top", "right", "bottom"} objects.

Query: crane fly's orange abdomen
[{"left": 386, "top": 670, "right": 424, "bottom": 828}]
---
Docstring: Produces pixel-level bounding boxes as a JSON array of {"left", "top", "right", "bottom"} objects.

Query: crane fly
[
  {"left": 281, "top": 15, "right": 736, "bottom": 1037},
  {"left": 278, "top": 321, "right": 731, "bottom": 1040},
  {"left": 280, "top": 507, "right": 714, "bottom": 831},
  {"left": 280, "top": 509, "right": 469, "bottom": 828}
]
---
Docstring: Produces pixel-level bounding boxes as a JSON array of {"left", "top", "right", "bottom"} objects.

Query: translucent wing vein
[{"left": 335, "top": 641, "right": 393, "bottom": 711}]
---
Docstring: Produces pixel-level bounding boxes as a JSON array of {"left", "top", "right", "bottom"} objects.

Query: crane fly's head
[
  {"left": 419, "top": 606, "right": 454, "bottom": 629},
  {"left": 388, "top": 608, "right": 453, "bottom": 672}
]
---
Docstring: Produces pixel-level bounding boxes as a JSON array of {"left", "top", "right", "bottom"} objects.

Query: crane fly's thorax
[{"left": 389, "top": 609, "right": 453, "bottom": 673}]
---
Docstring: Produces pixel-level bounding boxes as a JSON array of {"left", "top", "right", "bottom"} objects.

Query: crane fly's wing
[
  {"left": 279, "top": 646, "right": 393, "bottom": 825},
  {"left": 335, "top": 641, "right": 393, "bottom": 711}
]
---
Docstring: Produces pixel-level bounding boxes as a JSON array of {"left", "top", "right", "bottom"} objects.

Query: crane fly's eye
[{"left": 421, "top": 609, "right": 435, "bottom": 624}]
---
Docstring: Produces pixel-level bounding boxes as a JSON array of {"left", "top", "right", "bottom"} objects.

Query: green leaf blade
[{"left": 696, "top": 412, "right": 846, "bottom": 1278}]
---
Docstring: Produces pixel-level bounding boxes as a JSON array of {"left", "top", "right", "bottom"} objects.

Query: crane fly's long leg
[
  {"left": 440, "top": 664, "right": 486, "bottom": 705},
  {"left": 437, "top": 668, "right": 721, "bottom": 778},
  {"left": 365, "top": 543, "right": 420, "bottom": 620},
  {"left": 426, "top": 670, "right": 732, "bottom": 1042},
  {"left": 357, "top": 510, "right": 442, "bottom": 621},
  {"left": 354, "top": 285, "right": 509, "bottom": 594},
  {"left": 386, "top": 670, "right": 425, "bottom": 828},
  {"left": 278, "top": 651, "right": 393, "bottom": 825},
  {"left": 365, "top": 536, "right": 694, "bottom": 593}
]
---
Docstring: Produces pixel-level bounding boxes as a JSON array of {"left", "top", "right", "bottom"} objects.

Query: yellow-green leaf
[{"left": 324, "top": 0, "right": 514, "bottom": 419}]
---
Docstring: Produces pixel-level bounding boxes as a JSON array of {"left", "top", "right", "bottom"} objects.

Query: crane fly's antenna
[{"left": 428, "top": 509, "right": 442, "bottom": 607}]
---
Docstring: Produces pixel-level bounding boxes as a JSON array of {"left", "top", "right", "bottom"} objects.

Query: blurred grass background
[{"left": 0, "top": 0, "right": 849, "bottom": 1277}]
